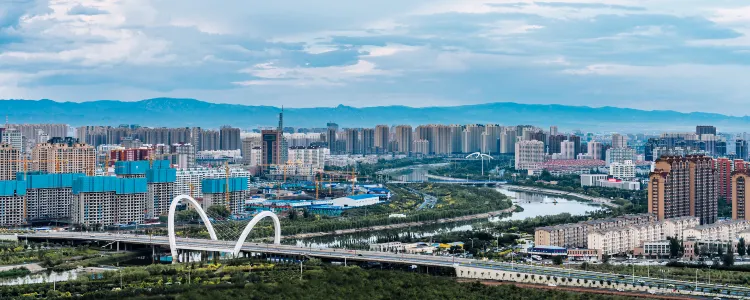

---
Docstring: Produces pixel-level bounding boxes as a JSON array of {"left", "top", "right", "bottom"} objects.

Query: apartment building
[
  {"left": 609, "top": 160, "right": 636, "bottom": 179},
  {"left": 682, "top": 220, "right": 750, "bottom": 242},
  {"left": 587, "top": 217, "right": 700, "bottom": 256},
  {"left": 0, "top": 181, "right": 25, "bottom": 226},
  {"left": 71, "top": 177, "right": 148, "bottom": 226},
  {"left": 649, "top": 155, "right": 717, "bottom": 224},
  {"left": 515, "top": 140, "right": 545, "bottom": 170},
  {"left": 146, "top": 160, "right": 176, "bottom": 218},
  {"left": 535, "top": 214, "right": 654, "bottom": 248},
  {"left": 175, "top": 167, "right": 253, "bottom": 199},
  {"left": 732, "top": 170, "right": 750, "bottom": 221},
  {"left": 201, "top": 177, "right": 250, "bottom": 214},
  {"left": 32, "top": 140, "right": 96, "bottom": 175},
  {"left": 23, "top": 172, "right": 85, "bottom": 222},
  {"left": 0, "top": 143, "right": 20, "bottom": 180}
]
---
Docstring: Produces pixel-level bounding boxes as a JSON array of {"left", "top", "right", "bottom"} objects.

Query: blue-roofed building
[
  {"left": 23, "top": 172, "right": 85, "bottom": 222},
  {"left": 0, "top": 180, "right": 26, "bottom": 225},
  {"left": 145, "top": 160, "right": 176, "bottom": 219},
  {"left": 201, "top": 177, "right": 250, "bottom": 214},
  {"left": 114, "top": 161, "right": 150, "bottom": 178},
  {"left": 71, "top": 176, "right": 148, "bottom": 227}
]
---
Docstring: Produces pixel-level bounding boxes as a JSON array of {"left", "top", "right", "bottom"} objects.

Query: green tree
[
  {"left": 668, "top": 238, "right": 681, "bottom": 258},
  {"left": 723, "top": 252, "right": 735, "bottom": 267},
  {"left": 552, "top": 256, "right": 564, "bottom": 265},
  {"left": 739, "top": 238, "right": 747, "bottom": 256},
  {"left": 718, "top": 244, "right": 724, "bottom": 257},
  {"left": 207, "top": 205, "right": 231, "bottom": 219},
  {"left": 694, "top": 242, "right": 700, "bottom": 259}
]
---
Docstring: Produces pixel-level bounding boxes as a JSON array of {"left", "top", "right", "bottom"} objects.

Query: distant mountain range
[{"left": 1, "top": 98, "right": 748, "bottom": 132}]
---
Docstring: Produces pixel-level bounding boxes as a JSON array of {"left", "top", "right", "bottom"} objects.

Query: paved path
[
  {"left": 285, "top": 205, "right": 517, "bottom": 239},
  {"left": 0, "top": 263, "right": 44, "bottom": 273}
]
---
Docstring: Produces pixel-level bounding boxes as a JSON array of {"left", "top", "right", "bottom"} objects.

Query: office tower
[
  {"left": 0, "top": 143, "right": 20, "bottom": 180},
  {"left": 738, "top": 139, "right": 749, "bottom": 160},
  {"left": 71, "top": 176, "right": 148, "bottom": 226},
  {"left": 344, "top": 128, "right": 361, "bottom": 154},
  {"left": 1, "top": 128, "right": 23, "bottom": 153},
  {"left": 0, "top": 181, "right": 25, "bottom": 226},
  {"left": 717, "top": 158, "right": 732, "bottom": 203},
  {"left": 499, "top": 128, "right": 517, "bottom": 154},
  {"left": 201, "top": 178, "right": 249, "bottom": 214},
  {"left": 394, "top": 125, "right": 413, "bottom": 154},
  {"left": 361, "top": 128, "right": 375, "bottom": 155},
  {"left": 413, "top": 140, "right": 429, "bottom": 155},
  {"left": 716, "top": 141, "right": 727, "bottom": 157},
  {"left": 261, "top": 129, "right": 282, "bottom": 166},
  {"left": 549, "top": 126, "right": 558, "bottom": 136},
  {"left": 219, "top": 126, "right": 241, "bottom": 150},
  {"left": 32, "top": 140, "right": 96, "bottom": 175},
  {"left": 515, "top": 140, "right": 545, "bottom": 170},
  {"left": 605, "top": 147, "right": 636, "bottom": 166},
  {"left": 697, "top": 125, "right": 717, "bottom": 137},
  {"left": 24, "top": 172, "right": 85, "bottom": 222},
  {"left": 145, "top": 160, "right": 176, "bottom": 218},
  {"left": 171, "top": 143, "right": 196, "bottom": 169},
  {"left": 326, "top": 123, "right": 339, "bottom": 154},
  {"left": 374, "top": 125, "right": 390, "bottom": 154},
  {"left": 587, "top": 141, "right": 603, "bottom": 161},
  {"left": 241, "top": 136, "right": 261, "bottom": 164},
  {"left": 649, "top": 155, "right": 717, "bottom": 224},
  {"left": 462, "top": 124, "right": 483, "bottom": 153},
  {"left": 200, "top": 130, "right": 220, "bottom": 151},
  {"left": 547, "top": 135, "right": 567, "bottom": 155},
  {"left": 611, "top": 133, "right": 628, "bottom": 148},
  {"left": 559, "top": 141, "right": 576, "bottom": 160}
]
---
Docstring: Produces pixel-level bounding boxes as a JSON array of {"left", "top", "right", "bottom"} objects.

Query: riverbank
[
  {"left": 284, "top": 204, "right": 517, "bottom": 239},
  {"left": 502, "top": 185, "right": 620, "bottom": 208}
]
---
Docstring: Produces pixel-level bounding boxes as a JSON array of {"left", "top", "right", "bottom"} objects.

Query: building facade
[
  {"left": 649, "top": 155, "right": 717, "bottom": 224},
  {"left": 514, "top": 140, "right": 545, "bottom": 170}
]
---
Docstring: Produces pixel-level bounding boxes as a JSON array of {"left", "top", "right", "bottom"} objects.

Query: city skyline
[{"left": 2, "top": 1, "right": 750, "bottom": 115}]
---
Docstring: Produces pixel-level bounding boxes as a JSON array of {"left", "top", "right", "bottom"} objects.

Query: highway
[{"left": 19, "top": 232, "right": 750, "bottom": 297}]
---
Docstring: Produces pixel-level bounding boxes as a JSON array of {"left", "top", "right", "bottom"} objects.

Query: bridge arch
[
  {"left": 167, "top": 195, "right": 218, "bottom": 261},
  {"left": 231, "top": 211, "right": 281, "bottom": 256}
]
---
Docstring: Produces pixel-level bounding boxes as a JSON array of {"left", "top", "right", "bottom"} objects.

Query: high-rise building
[
  {"left": 559, "top": 141, "right": 576, "bottom": 160},
  {"left": 737, "top": 139, "right": 748, "bottom": 160},
  {"left": 241, "top": 136, "right": 260, "bottom": 165},
  {"left": 32, "top": 140, "right": 96, "bottom": 175},
  {"left": 697, "top": 125, "right": 717, "bottom": 137},
  {"left": 394, "top": 125, "right": 413, "bottom": 154},
  {"left": 23, "top": 172, "right": 85, "bottom": 222},
  {"left": 146, "top": 160, "right": 176, "bottom": 219},
  {"left": 568, "top": 135, "right": 582, "bottom": 157},
  {"left": 605, "top": 147, "right": 636, "bottom": 166},
  {"left": 1, "top": 128, "right": 23, "bottom": 153},
  {"left": 717, "top": 158, "right": 733, "bottom": 203},
  {"left": 171, "top": 143, "right": 196, "bottom": 169},
  {"left": 0, "top": 181, "right": 25, "bottom": 226},
  {"left": 344, "top": 128, "right": 361, "bottom": 154},
  {"left": 481, "top": 125, "right": 502, "bottom": 155},
  {"left": 587, "top": 141, "right": 603, "bottom": 161},
  {"left": 200, "top": 130, "right": 220, "bottom": 151},
  {"left": 610, "top": 160, "right": 636, "bottom": 179},
  {"left": 374, "top": 125, "right": 389, "bottom": 154},
  {"left": 449, "top": 125, "right": 464, "bottom": 154},
  {"left": 611, "top": 134, "right": 628, "bottom": 148},
  {"left": 361, "top": 128, "right": 375, "bottom": 155},
  {"left": 175, "top": 167, "right": 253, "bottom": 199},
  {"left": 71, "top": 176, "right": 148, "bottom": 226},
  {"left": 547, "top": 135, "right": 567, "bottom": 155},
  {"left": 261, "top": 130, "right": 282, "bottom": 166},
  {"left": 0, "top": 143, "right": 20, "bottom": 180},
  {"left": 732, "top": 170, "right": 750, "bottom": 221},
  {"left": 326, "top": 123, "right": 339, "bottom": 154},
  {"left": 649, "top": 155, "right": 717, "bottom": 224},
  {"left": 499, "top": 128, "right": 517, "bottom": 154},
  {"left": 549, "top": 126, "right": 558, "bottom": 136},
  {"left": 201, "top": 177, "right": 249, "bottom": 214},
  {"left": 515, "top": 140, "right": 545, "bottom": 170},
  {"left": 219, "top": 126, "right": 241, "bottom": 150},
  {"left": 413, "top": 139, "right": 429, "bottom": 155}
]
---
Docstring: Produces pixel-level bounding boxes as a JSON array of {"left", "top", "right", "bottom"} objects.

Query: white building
[
  {"left": 175, "top": 167, "right": 253, "bottom": 199},
  {"left": 330, "top": 194, "right": 380, "bottom": 208},
  {"left": 605, "top": 147, "right": 636, "bottom": 167},
  {"left": 580, "top": 174, "right": 608, "bottom": 187},
  {"left": 609, "top": 160, "right": 636, "bottom": 179},
  {"left": 559, "top": 141, "right": 576, "bottom": 160},
  {"left": 1, "top": 128, "right": 23, "bottom": 153},
  {"left": 682, "top": 220, "right": 750, "bottom": 242},
  {"left": 515, "top": 140, "right": 545, "bottom": 170}
]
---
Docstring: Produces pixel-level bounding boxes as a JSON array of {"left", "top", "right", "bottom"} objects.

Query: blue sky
[{"left": 1, "top": 0, "right": 750, "bottom": 114}]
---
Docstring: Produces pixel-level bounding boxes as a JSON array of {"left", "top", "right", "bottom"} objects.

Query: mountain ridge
[{"left": 1, "top": 98, "right": 747, "bottom": 132}]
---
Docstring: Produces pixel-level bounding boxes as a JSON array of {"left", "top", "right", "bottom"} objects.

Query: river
[{"left": 288, "top": 186, "right": 603, "bottom": 249}]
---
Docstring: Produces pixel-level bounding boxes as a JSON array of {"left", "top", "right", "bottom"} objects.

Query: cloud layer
[{"left": 1, "top": 0, "right": 750, "bottom": 114}]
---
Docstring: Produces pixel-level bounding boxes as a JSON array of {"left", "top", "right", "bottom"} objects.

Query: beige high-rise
[
  {"left": 32, "top": 142, "right": 96, "bottom": 175},
  {"left": 649, "top": 155, "right": 717, "bottom": 225},
  {"left": 0, "top": 143, "right": 20, "bottom": 180}
]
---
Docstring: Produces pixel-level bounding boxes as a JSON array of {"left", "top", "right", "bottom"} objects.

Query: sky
[{"left": 1, "top": 0, "right": 750, "bottom": 114}]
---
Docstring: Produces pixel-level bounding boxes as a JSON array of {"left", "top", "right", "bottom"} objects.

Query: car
[
  {"left": 547, "top": 283, "right": 557, "bottom": 287},
  {"left": 648, "top": 290, "right": 656, "bottom": 294},
  {"left": 616, "top": 288, "right": 624, "bottom": 292},
  {"left": 637, "top": 280, "right": 645, "bottom": 283},
  {"left": 713, "top": 297, "right": 722, "bottom": 300},
  {"left": 89, "top": 234, "right": 96, "bottom": 237}
]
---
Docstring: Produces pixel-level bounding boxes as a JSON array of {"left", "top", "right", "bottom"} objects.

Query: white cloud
[{"left": 234, "top": 60, "right": 396, "bottom": 86}]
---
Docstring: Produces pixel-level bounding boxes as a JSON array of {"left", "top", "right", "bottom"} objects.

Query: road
[
  {"left": 18, "top": 232, "right": 750, "bottom": 298},
  {"left": 284, "top": 204, "right": 517, "bottom": 239}
]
